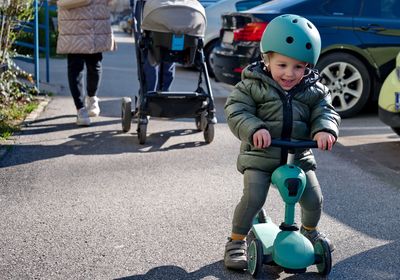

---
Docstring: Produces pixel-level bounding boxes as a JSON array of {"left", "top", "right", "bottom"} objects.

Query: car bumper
[{"left": 211, "top": 45, "right": 259, "bottom": 85}]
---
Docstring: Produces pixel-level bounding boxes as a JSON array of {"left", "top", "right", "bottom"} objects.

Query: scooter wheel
[
  {"left": 314, "top": 237, "right": 332, "bottom": 276},
  {"left": 204, "top": 123, "right": 214, "bottom": 143},
  {"left": 247, "top": 238, "right": 263, "bottom": 278},
  {"left": 121, "top": 97, "right": 132, "bottom": 132}
]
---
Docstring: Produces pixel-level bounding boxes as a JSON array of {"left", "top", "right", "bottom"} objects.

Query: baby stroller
[{"left": 121, "top": 0, "right": 217, "bottom": 144}]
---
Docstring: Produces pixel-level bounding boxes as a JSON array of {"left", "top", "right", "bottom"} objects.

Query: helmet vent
[
  {"left": 306, "top": 42, "right": 312, "bottom": 49},
  {"left": 292, "top": 19, "right": 298, "bottom": 23},
  {"left": 286, "top": 36, "right": 294, "bottom": 44},
  {"left": 307, "top": 22, "right": 313, "bottom": 29}
]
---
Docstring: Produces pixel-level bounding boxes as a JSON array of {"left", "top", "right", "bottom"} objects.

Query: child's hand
[
  {"left": 313, "top": 132, "right": 336, "bottom": 150},
  {"left": 253, "top": 129, "right": 271, "bottom": 148}
]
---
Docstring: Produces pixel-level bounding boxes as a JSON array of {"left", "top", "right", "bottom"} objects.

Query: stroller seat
[{"left": 142, "top": 0, "right": 206, "bottom": 67}]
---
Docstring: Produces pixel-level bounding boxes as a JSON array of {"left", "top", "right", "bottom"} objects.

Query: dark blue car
[{"left": 211, "top": 0, "right": 400, "bottom": 117}]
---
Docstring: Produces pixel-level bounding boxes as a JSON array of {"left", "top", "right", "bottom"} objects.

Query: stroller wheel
[
  {"left": 138, "top": 123, "right": 147, "bottom": 144},
  {"left": 121, "top": 97, "right": 132, "bottom": 132},
  {"left": 203, "top": 123, "right": 214, "bottom": 143},
  {"left": 195, "top": 111, "right": 207, "bottom": 131}
]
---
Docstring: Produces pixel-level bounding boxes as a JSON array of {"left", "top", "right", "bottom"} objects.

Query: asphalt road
[{"left": 0, "top": 30, "right": 399, "bottom": 280}]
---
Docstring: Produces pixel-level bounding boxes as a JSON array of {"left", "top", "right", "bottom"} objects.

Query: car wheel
[
  {"left": 317, "top": 53, "right": 371, "bottom": 118},
  {"left": 204, "top": 40, "right": 219, "bottom": 78}
]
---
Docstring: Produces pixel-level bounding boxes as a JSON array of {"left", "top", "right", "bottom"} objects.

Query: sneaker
[
  {"left": 76, "top": 107, "right": 91, "bottom": 126},
  {"left": 224, "top": 238, "right": 247, "bottom": 270},
  {"left": 86, "top": 96, "right": 100, "bottom": 117},
  {"left": 300, "top": 226, "right": 335, "bottom": 252}
]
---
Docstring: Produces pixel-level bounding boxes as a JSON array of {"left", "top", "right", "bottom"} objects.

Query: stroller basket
[
  {"left": 147, "top": 31, "right": 199, "bottom": 66},
  {"left": 145, "top": 92, "right": 207, "bottom": 118}
]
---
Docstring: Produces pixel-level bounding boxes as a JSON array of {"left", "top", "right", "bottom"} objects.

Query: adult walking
[{"left": 57, "top": 0, "right": 115, "bottom": 126}]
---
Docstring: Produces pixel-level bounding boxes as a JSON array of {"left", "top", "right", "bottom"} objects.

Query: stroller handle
[{"left": 270, "top": 139, "right": 318, "bottom": 149}]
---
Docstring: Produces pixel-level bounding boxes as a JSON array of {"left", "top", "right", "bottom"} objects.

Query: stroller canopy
[{"left": 141, "top": 0, "right": 206, "bottom": 37}]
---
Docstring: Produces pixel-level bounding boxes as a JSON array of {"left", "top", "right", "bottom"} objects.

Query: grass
[{"left": 0, "top": 99, "right": 39, "bottom": 140}]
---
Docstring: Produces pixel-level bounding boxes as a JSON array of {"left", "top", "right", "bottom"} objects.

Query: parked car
[
  {"left": 204, "top": 0, "right": 269, "bottom": 76},
  {"left": 211, "top": 0, "right": 400, "bottom": 118},
  {"left": 199, "top": 0, "right": 222, "bottom": 8},
  {"left": 378, "top": 51, "right": 400, "bottom": 135}
]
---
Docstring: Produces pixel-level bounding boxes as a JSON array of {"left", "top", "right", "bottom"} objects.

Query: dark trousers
[{"left": 67, "top": 53, "right": 103, "bottom": 110}]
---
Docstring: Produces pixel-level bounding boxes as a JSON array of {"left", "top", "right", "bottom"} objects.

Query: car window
[
  {"left": 235, "top": 0, "right": 267, "bottom": 12},
  {"left": 362, "top": 0, "right": 400, "bottom": 18},
  {"left": 320, "top": 0, "right": 359, "bottom": 16}
]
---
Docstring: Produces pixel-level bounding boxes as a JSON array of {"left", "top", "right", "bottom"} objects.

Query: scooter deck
[{"left": 252, "top": 217, "right": 280, "bottom": 256}]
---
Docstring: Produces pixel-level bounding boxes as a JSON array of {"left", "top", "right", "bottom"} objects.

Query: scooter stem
[{"left": 285, "top": 204, "right": 295, "bottom": 225}]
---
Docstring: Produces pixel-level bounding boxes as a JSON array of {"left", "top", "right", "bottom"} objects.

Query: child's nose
[{"left": 285, "top": 68, "right": 296, "bottom": 77}]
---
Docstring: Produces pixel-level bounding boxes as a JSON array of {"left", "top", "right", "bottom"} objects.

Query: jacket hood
[{"left": 241, "top": 61, "right": 320, "bottom": 94}]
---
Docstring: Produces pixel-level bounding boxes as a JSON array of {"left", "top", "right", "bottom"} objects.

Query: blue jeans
[{"left": 143, "top": 56, "right": 175, "bottom": 92}]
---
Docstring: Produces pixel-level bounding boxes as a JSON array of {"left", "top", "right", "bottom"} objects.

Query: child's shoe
[
  {"left": 224, "top": 238, "right": 247, "bottom": 270},
  {"left": 300, "top": 226, "right": 335, "bottom": 252},
  {"left": 76, "top": 107, "right": 90, "bottom": 126},
  {"left": 86, "top": 96, "right": 100, "bottom": 117}
]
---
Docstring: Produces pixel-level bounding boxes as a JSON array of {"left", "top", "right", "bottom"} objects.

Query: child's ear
[{"left": 261, "top": 53, "right": 269, "bottom": 64}]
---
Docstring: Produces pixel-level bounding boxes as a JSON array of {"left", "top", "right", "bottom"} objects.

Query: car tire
[
  {"left": 317, "top": 53, "right": 371, "bottom": 118},
  {"left": 204, "top": 39, "right": 219, "bottom": 78}
]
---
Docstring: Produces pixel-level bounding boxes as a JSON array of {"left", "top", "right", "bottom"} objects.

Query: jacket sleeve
[
  {"left": 224, "top": 79, "right": 268, "bottom": 145},
  {"left": 309, "top": 84, "right": 341, "bottom": 139}
]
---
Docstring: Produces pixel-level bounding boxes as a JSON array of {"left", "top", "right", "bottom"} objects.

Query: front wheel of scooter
[
  {"left": 121, "top": 97, "right": 132, "bottom": 132},
  {"left": 204, "top": 123, "right": 214, "bottom": 143},
  {"left": 248, "top": 238, "right": 263, "bottom": 278},
  {"left": 314, "top": 237, "right": 332, "bottom": 276}
]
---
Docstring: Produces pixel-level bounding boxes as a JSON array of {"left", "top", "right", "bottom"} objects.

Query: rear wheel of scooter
[
  {"left": 314, "top": 237, "right": 332, "bottom": 276},
  {"left": 138, "top": 123, "right": 147, "bottom": 145},
  {"left": 121, "top": 97, "right": 132, "bottom": 132},
  {"left": 247, "top": 238, "right": 263, "bottom": 278},
  {"left": 204, "top": 123, "right": 214, "bottom": 143}
]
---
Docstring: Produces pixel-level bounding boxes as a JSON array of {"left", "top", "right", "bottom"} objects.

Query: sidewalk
[{"left": 1, "top": 28, "right": 233, "bottom": 159}]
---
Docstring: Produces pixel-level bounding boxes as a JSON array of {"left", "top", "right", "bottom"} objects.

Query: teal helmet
[{"left": 260, "top": 14, "right": 321, "bottom": 65}]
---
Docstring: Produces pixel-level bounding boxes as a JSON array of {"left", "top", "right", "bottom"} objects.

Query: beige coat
[{"left": 57, "top": 0, "right": 114, "bottom": 54}]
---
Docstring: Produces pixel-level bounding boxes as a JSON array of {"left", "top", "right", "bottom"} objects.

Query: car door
[{"left": 353, "top": 0, "right": 400, "bottom": 79}]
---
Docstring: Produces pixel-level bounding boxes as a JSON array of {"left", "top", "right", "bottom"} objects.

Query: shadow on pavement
[
  {"left": 115, "top": 260, "right": 265, "bottom": 280},
  {"left": 0, "top": 128, "right": 209, "bottom": 168},
  {"left": 330, "top": 240, "right": 400, "bottom": 279}
]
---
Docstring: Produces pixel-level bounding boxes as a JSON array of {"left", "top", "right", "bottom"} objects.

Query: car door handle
[{"left": 360, "top": 24, "right": 386, "bottom": 31}]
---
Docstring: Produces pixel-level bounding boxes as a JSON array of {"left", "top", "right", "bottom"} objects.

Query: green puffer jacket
[{"left": 224, "top": 61, "right": 341, "bottom": 174}]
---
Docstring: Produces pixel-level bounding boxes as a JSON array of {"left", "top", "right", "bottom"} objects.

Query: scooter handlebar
[{"left": 270, "top": 139, "right": 318, "bottom": 149}]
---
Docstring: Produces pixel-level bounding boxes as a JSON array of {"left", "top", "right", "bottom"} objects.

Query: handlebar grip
[{"left": 270, "top": 139, "right": 318, "bottom": 149}]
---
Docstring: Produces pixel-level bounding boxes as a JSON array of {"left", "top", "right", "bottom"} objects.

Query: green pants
[{"left": 232, "top": 169, "right": 323, "bottom": 235}]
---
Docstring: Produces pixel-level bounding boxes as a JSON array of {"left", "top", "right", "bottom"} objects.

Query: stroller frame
[{"left": 121, "top": 0, "right": 217, "bottom": 144}]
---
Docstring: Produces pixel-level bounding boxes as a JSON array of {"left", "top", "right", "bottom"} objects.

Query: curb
[
  {"left": 0, "top": 95, "right": 52, "bottom": 161},
  {"left": 23, "top": 95, "right": 52, "bottom": 125}
]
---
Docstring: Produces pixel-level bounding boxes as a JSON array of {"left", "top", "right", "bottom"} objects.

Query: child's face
[{"left": 266, "top": 53, "right": 307, "bottom": 91}]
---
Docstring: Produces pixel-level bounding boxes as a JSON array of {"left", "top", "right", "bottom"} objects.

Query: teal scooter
[{"left": 247, "top": 139, "right": 332, "bottom": 278}]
